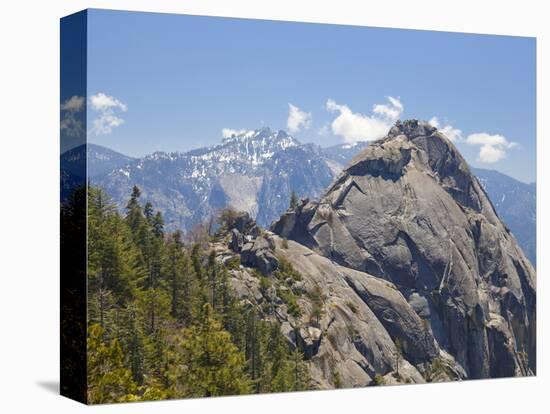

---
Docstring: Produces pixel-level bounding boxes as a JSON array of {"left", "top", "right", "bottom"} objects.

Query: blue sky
[{"left": 81, "top": 9, "right": 536, "bottom": 182}]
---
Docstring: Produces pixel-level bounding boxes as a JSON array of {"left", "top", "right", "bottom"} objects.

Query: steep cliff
[{"left": 270, "top": 120, "right": 536, "bottom": 381}]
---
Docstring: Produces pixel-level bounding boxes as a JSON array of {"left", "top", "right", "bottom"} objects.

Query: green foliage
[
  {"left": 425, "top": 357, "right": 449, "bottom": 382},
  {"left": 333, "top": 370, "right": 343, "bottom": 389},
  {"left": 308, "top": 284, "right": 325, "bottom": 325},
  {"left": 217, "top": 207, "right": 240, "bottom": 231},
  {"left": 259, "top": 276, "right": 272, "bottom": 294},
  {"left": 274, "top": 256, "right": 303, "bottom": 282},
  {"left": 277, "top": 288, "right": 302, "bottom": 317},
  {"left": 170, "top": 304, "right": 252, "bottom": 397},
  {"left": 135, "top": 288, "right": 171, "bottom": 334},
  {"left": 372, "top": 374, "right": 386, "bottom": 386},
  {"left": 86, "top": 185, "right": 312, "bottom": 402},
  {"left": 87, "top": 324, "right": 138, "bottom": 404},
  {"left": 225, "top": 255, "right": 241, "bottom": 270}
]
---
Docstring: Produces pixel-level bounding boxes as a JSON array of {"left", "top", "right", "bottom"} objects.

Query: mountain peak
[
  {"left": 272, "top": 120, "right": 535, "bottom": 379},
  {"left": 221, "top": 127, "right": 293, "bottom": 144},
  {"left": 387, "top": 119, "right": 437, "bottom": 140},
  {"left": 346, "top": 119, "right": 470, "bottom": 197}
]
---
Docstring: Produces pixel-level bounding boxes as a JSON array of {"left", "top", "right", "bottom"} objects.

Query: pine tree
[
  {"left": 87, "top": 324, "right": 138, "bottom": 404},
  {"left": 308, "top": 284, "right": 325, "bottom": 327},
  {"left": 85, "top": 184, "right": 315, "bottom": 401},
  {"left": 207, "top": 250, "right": 218, "bottom": 309},
  {"left": 165, "top": 233, "right": 184, "bottom": 320},
  {"left": 135, "top": 288, "right": 171, "bottom": 335},
  {"left": 170, "top": 304, "right": 252, "bottom": 397},
  {"left": 290, "top": 348, "right": 310, "bottom": 391},
  {"left": 119, "top": 305, "right": 145, "bottom": 385},
  {"left": 152, "top": 211, "right": 164, "bottom": 239},
  {"left": 143, "top": 202, "right": 154, "bottom": 223},
  {"left": 125, "top": 186, "right": 143, "bottom": 232}
]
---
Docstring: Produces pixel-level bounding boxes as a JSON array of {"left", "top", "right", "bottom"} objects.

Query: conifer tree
[
  {"left": 85, "top": 184, "right": 314, "bottom": 401},
  {"left": 125, "top": 186, "right": 143, "bottom": 232},
  {"left": 87, "top": 324, "right": 138, "bottom": 404},
  {"left": 171, "top": 304, "right": 252, "bottom": 397},
  {"left": 152, "top": 211, "right": 164, "bottom": 239},
  {"left": 143, "top": 201, "right": 154, "bottom": 223}
]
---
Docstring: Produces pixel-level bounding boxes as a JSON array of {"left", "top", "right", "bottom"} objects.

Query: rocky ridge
[{"left": 266, "top": 120, "right": 536, "bottom": 381}]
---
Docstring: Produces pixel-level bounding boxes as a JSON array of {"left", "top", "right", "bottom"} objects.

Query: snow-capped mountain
[
  {"left": 62, "top": 129, "right": 535, "bottom": 268},
  {"left": 91, "top": 128, "right": 333, "bottom": 231}
]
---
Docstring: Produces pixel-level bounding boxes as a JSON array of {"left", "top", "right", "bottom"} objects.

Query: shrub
[
  {"left": 333, "top": 371, "right": 343, "bottom": 389},
  {"left": 217, "top": 207, "right": 240, "bottom": 230},
  {"left": 275, "top": 257, "right": 302, "bottom": 282},
  {"left": 426, "top": 357, "right": 447, "bottom": 382},
  {"left": 225, "top": 255, "right": 241, "bottom": 270},
  {"left": 372, "top": 374, "right": 385, "bottom": 386},
  {"left": 346, "top": 301, "right": 358, "bottom": 314},
  {"left": 277, "top": 288, "right": 301, "bottom": 317},
  {"left": 259, "top": 276, "right": 272, "bottom": 294}
]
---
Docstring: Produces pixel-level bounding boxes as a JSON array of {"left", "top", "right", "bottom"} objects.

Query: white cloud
[
  {"left": 90, "top": 92, "right": 127, "bottom": 112},
  {"left": 92, "top": 113, "right": 125, "bottom": 135},
  {"left": 61, "top": 95, "right": 85, "bottom": 112},
  {"left": 287, "top": 103, "right": 312, "bottom": 134},
  {"left": 221, "top": 128, "right": 254, "bottom": 139},
  {"left": 60, "top": 95, "right": 85, "bottom": 137},
  {"left": 429, "top": 117, "right": 463, "bottom": 143},
  {"left": 373, "top": 96, "right": 403, "bottom": 121},
  {"left": 466, "top": 132, "right": 517, "bottom": 163},
  {"left": 89, "top": 92, "right": 127, "bottom": 135},
  {"left": 325, "top": 96, "right": 403, "bottom": 143}
]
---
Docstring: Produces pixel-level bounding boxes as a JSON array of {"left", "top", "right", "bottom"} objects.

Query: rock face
[
  {"left": 227, "top": 212, "right": 280, "bottom": 275},
  {"left": 272, "top": 120, "right": 536, "bottom": 379},
  {"left": 80, "top": 130, "right": 535, "bottom": 265}
]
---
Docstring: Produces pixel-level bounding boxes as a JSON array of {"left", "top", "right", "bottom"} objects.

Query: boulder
[
  {"left": 239, "top": 235, "right": 279, "bottom": 274},
  {"left": 229, "top": 228, "right": 243, "bottom": 252}
]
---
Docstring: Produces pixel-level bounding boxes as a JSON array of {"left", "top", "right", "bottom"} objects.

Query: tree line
[{"left": 83, "top": 185, "right": 311, "bottom": 403}]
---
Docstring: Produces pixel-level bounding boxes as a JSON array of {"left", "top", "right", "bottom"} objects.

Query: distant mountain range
[
  {"left": 60, "top": 128, "right": 536, "bottom": 266},
  {"left": 472, "top": 168, "right": 536, "bottom": 266}
]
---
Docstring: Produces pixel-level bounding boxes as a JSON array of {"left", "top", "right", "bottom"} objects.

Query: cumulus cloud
[
  {"left": 89, "top": 92, "right": 127, "bottom": 135},
  {"left": 325, "top": 96, "right": 403, "bottom": 143},
  {"left": 61, "top": 95, "right": 85, "bottom": 112},
  {"left": 90, "top": 92, "right": 127, "bottom": 112},
  {"left": 60, "top": 95, "right": 85, "bottom": 137},
  {"left": 221, "top": 128, "right": 254, "bottom": 139},
  {"left": 429, "top": 117, "right": 463, "bottom": 142},
  {"left": 373, "top": 96, "right": 403, "bottom": 121},
  {"left": 466, "top": 132, "right": 517, "bottom": 163},
  {"left": 287, "top": 103, "right": 312, "bottom": 134},
  {"left": 429, "top": 116, "right": 517, "bottom": 163}
]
